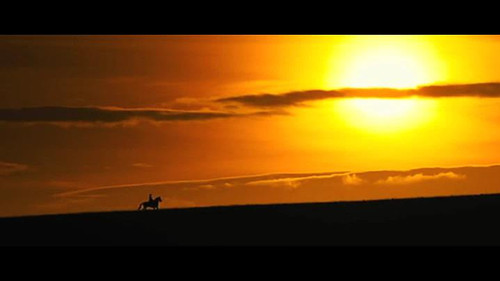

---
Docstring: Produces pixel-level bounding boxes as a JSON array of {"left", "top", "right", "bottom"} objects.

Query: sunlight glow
[
  {"left": 341, "top": 48, "right": 429, "bottom": 88},
  {"left": 326, "top": 36, "right": 446, "bottom": 89},
  {"left": 335, "top": 98, "right": 437, "bottom": 133}
]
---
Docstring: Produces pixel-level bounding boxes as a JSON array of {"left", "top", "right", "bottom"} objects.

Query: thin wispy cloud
[
  {"left": 0, "top": 106, "right": 283, "bottom": 126},
  {"left": 1, "top": 83, "right": 499, "bottom": 126},
  {"left": 216, "top": 90, "right": 345, "bottom": 107},
  {"left": 216, "top": 83, "right": 500, "bottom": 108},
  {"left": 376, "top": 172, "right": 466, "bottom": 185},
  {"left": 55, "top": 172, "right": 347, "bottom": 198},
  {"left": 0, "top": 83, "right": 500, "bottom": 124},
  {"left": 50, "top": 166, "right": 496, "bottom": 216},
  {"left": 342, "top": 174, "right": 364, "bottom": 185},
  {"left": 132, "top": 163, "right": 154, "bottom": 169},
  {"left": 0, "top": 161, "right": 28, "bottom": 176},
  {"left": 245, "top": 173, "right": 349, "bottom": 187}
]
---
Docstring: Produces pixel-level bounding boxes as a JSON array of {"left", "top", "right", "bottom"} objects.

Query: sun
[
  {"left": 336, "top": 98, "right": 437, "bottom": 133},
  {"left": 323, "top": 36, "right": 445, "bottom": 133},
  {"left": 340, "top": 47, "right": 429, "bottom": 89},
  {"left": 326, "top": 35, "right": 446, "bottom": 89}
]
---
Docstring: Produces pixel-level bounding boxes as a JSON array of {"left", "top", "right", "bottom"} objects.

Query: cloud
[
  {"left": 0, "top": 106, "right": 282, "bottom": 125},
  {"left": 416, "top": 83, "right": 500, "bottom": 98},
  {"left": 2, "top": 83, "right": 499, "bottom": 127},
  {"left": 132, "top": 163, "right": 154, "bottom": 169},
  {"left": 56, "top": 172, "right": 346, "bottom": 198},
  {"left": 376, "top": 172, "right": 466, "bottom": 185},
  {"left": 45, "top": 166, "right": 500, "bottom": 216},
  {"left": 245, "top": 173, "right": 347, "bottom": 188},
  {"left": 216, "top": 90, "right": 345, "bottom": 107},
  {"left": 186, "top": 184, "right": 216, "bottom": 191},
  {"left": 198, "top": 184, "right": 216, "bottom": 190},
  {"left": 0, "top": 161, "right": 28, "bottom": 175},
  {"left": 46, "top": 180, "right": 87, "bottom": 189},
  {"left": 342, "top": 174, "right": 364, "bottom": 185},
  {"left": 246, "top": 177, "right": 303, "bottom": 189},
  {"left": 216, "top": 83, "right": 500, "bottom": 108}
]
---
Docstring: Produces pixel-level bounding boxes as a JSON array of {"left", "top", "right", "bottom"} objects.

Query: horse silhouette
[{"left": 138, "top": 196, "right": 162, "bottom": 210}]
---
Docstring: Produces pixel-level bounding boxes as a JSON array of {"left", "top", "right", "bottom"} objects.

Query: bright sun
[
  {"left": 325, "top": 36, "right": 446, "bottom": 133},
  {"left": 336, "top": 98, "right": 437, "bottom": 133},
  {"left": 340, "top": 47, "right": 429, "bottom": 89},
  {"left": 327, "top": 35, "right": 445, "bottom": 89}
]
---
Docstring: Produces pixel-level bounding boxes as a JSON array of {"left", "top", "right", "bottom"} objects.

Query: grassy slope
[{"left": 2, "top": 193, "right": 500, "bottom": 246}]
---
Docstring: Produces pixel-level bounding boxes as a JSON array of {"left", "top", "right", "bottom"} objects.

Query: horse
[{"left": 138, "top": 196, "right": 162, "bottom": 210}]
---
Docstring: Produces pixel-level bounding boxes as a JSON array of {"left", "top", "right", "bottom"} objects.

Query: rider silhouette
[{"left": 138, "top": 194, "right": 162, "bottom": 210}]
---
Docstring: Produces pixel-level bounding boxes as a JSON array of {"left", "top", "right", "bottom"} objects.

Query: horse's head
[{"left": 156, "top": 196, "right": 162, "bottom": 202}]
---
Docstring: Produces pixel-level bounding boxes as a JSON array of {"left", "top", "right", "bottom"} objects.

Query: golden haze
[{"left": 1, "top": 35, "right": 500, "bottom": 216}]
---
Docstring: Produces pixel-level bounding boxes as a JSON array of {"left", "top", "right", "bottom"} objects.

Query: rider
[{"left": 148, "top": 193, "right": 153, "bottom": 202}]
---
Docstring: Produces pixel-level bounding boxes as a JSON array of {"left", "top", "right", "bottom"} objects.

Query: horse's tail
[{"left": 138, "top": 203, "right": 143, "bottom": 210}]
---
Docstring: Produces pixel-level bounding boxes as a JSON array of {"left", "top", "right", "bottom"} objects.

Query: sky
[{"left": 2, "top": 35, "right": 500, "bottom": 217}]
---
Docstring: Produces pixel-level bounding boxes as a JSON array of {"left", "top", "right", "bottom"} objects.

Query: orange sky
[{"left": 2, "top": 35, "right": 500, "bottom": 216}]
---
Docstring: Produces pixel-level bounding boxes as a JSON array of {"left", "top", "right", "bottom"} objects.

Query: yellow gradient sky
[{"left": 2, "top": 35, "right": 500, "bottom": 216}]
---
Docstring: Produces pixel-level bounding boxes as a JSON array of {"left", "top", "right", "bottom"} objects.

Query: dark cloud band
[
  {"left": 217, "top": 90, "right": 345, "bottom": 107},
  {"left": 216, "top": 83, "right": 500, "bottom": 108},
  {"left": 0, "top": 106, "right": 279, "bottom": 124},
  {"left": 2, "top": 83, "right": 499, "bottom": 125}
]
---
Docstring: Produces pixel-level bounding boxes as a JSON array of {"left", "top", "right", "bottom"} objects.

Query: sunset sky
[{"left": 2, "top": 35, "right": 500, "bottom": 217}]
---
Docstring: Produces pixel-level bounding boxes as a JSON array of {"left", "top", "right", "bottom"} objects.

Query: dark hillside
[{"left": 2, "top": 194, "right": 500, "bottom": 246}]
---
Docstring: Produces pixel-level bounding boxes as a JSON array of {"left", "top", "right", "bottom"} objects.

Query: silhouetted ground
[{"left": 2, "top": 193, "right": 500, "bottom": 246}]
